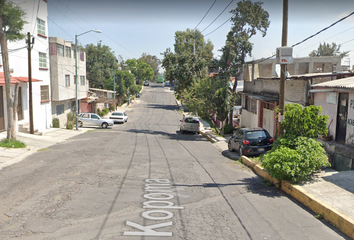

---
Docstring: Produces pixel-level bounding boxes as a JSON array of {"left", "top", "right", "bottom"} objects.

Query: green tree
[
  {"left": 309, "top": 42, "right": 349, "bottom": 58},
  {"left": 162, "top": 29, "right": 214, "bottom": 98},
  {"left": 0, "top": 0, "right": 26, "bottom": 140},
  {"left": 85, "top": 42, "right": 117, "bottom": 88},
  {"left": 115, "top": 70, "right": 134, "bottom": 105},
  {"left": 139, "top": 53, "right": 161, "bottom": 79},
  {"left": 125, "top": 59, "right": 154, "bottom": 84},
  {"left": 220, "top": 0, "right": 270, "bottom": 92}
]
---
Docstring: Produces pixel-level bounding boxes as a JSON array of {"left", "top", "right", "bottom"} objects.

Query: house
[
  {"left": 0, "top": 0, "right": 51, "bottom": 133},
  {"left": 85, "top": 88, "right": 116, "bottom": 113},
  {"left": 49, "top": 37, "right": 89, "bottom": 128},
  {"left": 311, "top": 77, "right": 354, "bottom": 170},
  {"left": 244, "top": 56, "right": 342, "bottom": 80},
  {"left": 239, "top": 56, "right": 351, "bottom": 137}
]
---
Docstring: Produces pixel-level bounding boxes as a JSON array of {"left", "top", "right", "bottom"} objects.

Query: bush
[
  {"left": 66, "top": 112, "right": 75, "bottom": 130},
  {"left": 223, "top": 123, "right": 235, "bottom": 134},
  {"left": 262, "top": 136, "right": 330, "bottom": 182},
  {"left": 52, "top": 118, "right": 60, "bottom": 128}
]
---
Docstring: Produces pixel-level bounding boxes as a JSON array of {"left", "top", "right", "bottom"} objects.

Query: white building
[
  {"left": 0, "top": 0, "right": 51, "bottom": 133},
  {"left": 49, "top": 37, "right": 88, "bottom": 128}
]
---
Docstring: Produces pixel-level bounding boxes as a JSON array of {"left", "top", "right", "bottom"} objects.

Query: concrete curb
[
  {"left": 200, "top": 131, "right": 217, "bottom": 143},
  {"left": 241, "top": 155, "right": 354, "bottom": 239},
  {"left": 281, "top": 181, "right": 354, "bottom": 239}
]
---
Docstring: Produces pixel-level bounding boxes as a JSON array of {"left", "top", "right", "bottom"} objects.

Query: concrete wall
[
  {"left": 244, "top": 56, "right": 342, "bottom": 81},
  {"left": 240, "top": 110, "right": 258, "bottom": 129},
  {"left": 244, "top": 79, "right": 308, "bottom": 106}
]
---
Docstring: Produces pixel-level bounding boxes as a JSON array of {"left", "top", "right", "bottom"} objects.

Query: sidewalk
[
  {"left": 198, "top": 119, "right": 354, "bottom": 239},
  {"left": 0, "top": 128, "right": 86, "bottom": 171}
]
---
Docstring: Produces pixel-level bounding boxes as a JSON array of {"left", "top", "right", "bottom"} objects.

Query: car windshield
[
  {"left": 185, "top": 118, "right": 199, "bottom": 123},
  {"left": 113, "top": 112, "right": 123, "bottom": 116},
  {"left": 244, "top": 130, "right": 268, "bottom": 140}
]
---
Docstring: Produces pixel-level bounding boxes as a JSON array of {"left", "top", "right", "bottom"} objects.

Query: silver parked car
[
  {"left": 78, "top": 113, "right": 114, "bottom": 128},
  {"left": 109, "top": 111, "right": 128, "bottom": 124},
  {"left": 180, "top": 116, "right": 200, "bottom": 134}
]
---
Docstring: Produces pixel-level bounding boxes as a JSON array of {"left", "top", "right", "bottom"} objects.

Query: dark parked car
[
  {"left": 143, "top": 80, "right": 149, "bottom": 86},
  {"left": 228, "top": 128, "right": 273, "bottom": 156}
]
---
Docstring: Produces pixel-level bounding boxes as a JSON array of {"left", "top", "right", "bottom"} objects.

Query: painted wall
[
  {"left": 313, "top": 92, "right": 337, "bottom": 140},
  {"left": 3, "top": 0, "right": 52, "bottom": 132}
]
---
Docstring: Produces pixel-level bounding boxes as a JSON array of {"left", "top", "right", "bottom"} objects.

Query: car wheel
[
  {"left": 78, "top": 121, "right": 83, "bottom": 127},
  {"left": 239, "top": 147, "right": 243, "bottom": 156},
  {"left": 102, "top": 122, "right": 108, "bottom": 128},
  {"left": 228, "top": 141, "right": 234, "bottom": 152}
]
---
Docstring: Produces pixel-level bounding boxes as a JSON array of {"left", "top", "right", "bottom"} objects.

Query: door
[
  {"left": 336, "top": 93, "right": 348, "bottom": 144},
  {"left": 0, "top": 87, "right": 4, "bottom": 131}
]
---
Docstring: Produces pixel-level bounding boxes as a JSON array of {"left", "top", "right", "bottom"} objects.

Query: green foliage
[
  {"left": 162, "top": 28, "right": 214, "bottom": 98},
  {"left": 281, "top": 104, "right": 329, "bottom": 138},
  {"left": 309, "top": 42, "right": 349, "bottom": 59},
  {"left": 52, "top": 118, "right": 60, "bottom": 128},
  {"left": 85, "top": 42, "right": 117, "bottom": 89},
  {"left": 125, "top": 59, "right": 154, "bottom": 84},
  {"left": 139, "top": 53, "right": 161, "bottom": 78},
  {"left": 262, "top": 136, "right": 330, "bottom": 182},
  {"left": 0, "top": 0, "right": 27, "bottom": 41},
  {"left": 223, "top": 123, "right": 235, "bottom": 134},
  {"left": 97, "top": 108, "right": 109, "bottom": 117},
  {"left": 129, "top": 84, "right": 140, "bottom": 94},
  {"left": 219, "top": 0, "right": 269, "bottom": 91},
  {"left": 0, "top": 138, "right": 25, "bottom": 148},
  {"left": 66, "top": 112, "right": 75, "bottom": 130}
]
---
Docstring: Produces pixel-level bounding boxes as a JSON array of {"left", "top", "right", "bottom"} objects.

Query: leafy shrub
[
  {"left": 223, "top": 123, "right": 235, "bottom": 134},
  {"left": 281, "top": 104, "right": 329, "bottom": 138},
  {"left": 262, "top": 136, "right": 330, "bottom": 182},
  {"left": 129, "top": 84, "right": 139, "bottom": 94},
  {"left": 66, "top": 112, "right": 75, "bottom": 130},
  {"left": 52, "top": 118, "right": 60, "bottom": 128}
]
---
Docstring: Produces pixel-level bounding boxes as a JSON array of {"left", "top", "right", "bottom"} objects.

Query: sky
[{"left": 47, "top": 0, "right": 354, "bottom": 68}]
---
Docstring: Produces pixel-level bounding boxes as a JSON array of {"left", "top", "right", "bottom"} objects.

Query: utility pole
[
  {"left": 278, "top": 0, "right": 288, "bottom": 137},
  {"left": 179, "top": 38, "right": 195, "bottom": 55},
  {"left": 27, "top": 32, "right": 34, "bottom": 134}
]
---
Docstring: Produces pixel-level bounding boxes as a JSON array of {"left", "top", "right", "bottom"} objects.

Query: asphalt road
[{"left": 0, "top": 83, "right": 349, "bottom": 240}]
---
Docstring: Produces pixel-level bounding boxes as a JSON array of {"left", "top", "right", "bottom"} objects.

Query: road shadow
[
  {"left": 173, "top": 176, "right": 283, "bottom": 199},
  {"left": 146, "top": 103, "right": 178, "bottom": 111},
  {"left": 123, "top": 129, "right": 204, "bottom": 142}
]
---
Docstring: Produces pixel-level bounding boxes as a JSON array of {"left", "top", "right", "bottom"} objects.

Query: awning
[{"left": 0, "top": 72, "right": 42, "bottom": 86}]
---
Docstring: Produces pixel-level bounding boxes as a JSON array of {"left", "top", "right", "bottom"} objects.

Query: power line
[
  {"left": 195, "top": 0, "right": 217, "bottom": 30},
  {"left": 204, "top": 15, "right": 233, "bottom": 37},
  {"left": 291, "top": 11, "right": 354, "bottom": 48},
  {"left": 252, "top": 11, "right": 354, "bottom": 64},
  {"left": 201, "top": 0, "right": 234, "bottom": 33}
]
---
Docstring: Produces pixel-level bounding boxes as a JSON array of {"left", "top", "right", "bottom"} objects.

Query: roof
[
  {"left": 311, "top": 76, "right": 354, "bottom": 89},
  {"left": 241, "top": 93, "right": 279, "bottom": 103},
  {"left": 0, "top": 72, "right": 42, "bottom": 86}
]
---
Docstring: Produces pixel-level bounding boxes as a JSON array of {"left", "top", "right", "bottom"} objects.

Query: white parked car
[
  {"left": 180, "top": 116, "right": 200, "bottom": 134},
  {"left": 78, "top": 113, "right": 114, "bottom": 128},
  {"left": 109, "top": 111, "right": 128, "bottom": 124}
]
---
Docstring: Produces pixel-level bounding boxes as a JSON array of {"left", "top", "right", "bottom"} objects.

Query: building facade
[
  {"left": 0, "top": 0, "right": 51, "bottom": 133},
  {"left": 49, "top": 37, "right": 88, "bottom": 128}
]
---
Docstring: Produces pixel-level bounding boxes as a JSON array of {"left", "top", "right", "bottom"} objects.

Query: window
[
  {"left": 39, "top": 52, "right": 47, "bottom": 68},
  {"left": 56, "top": 104, "right": 64, "bottom": 115},
  {"left": 65, "top": 46, "right": 71, "bottom": 58},
  {"left": 80, "top": 52, "right": 84, "bottom": 61},
  {"left": 37, "top": 18, "right": 46, "bottom": 37},
  {"left": 80, "top": 76, "right": 85, "bottom": 86},
  {"left": 65, "top": 75, "right": 70, "bottom": 87},
  {"left": 246, "top": 96, "right": 257, "bottom": 114},
  {"left": 57, "top": 44, "right": 64, "bottom": 56},
  {"left": 41, "top": 85, "right": 50, "bottom": 102}
]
